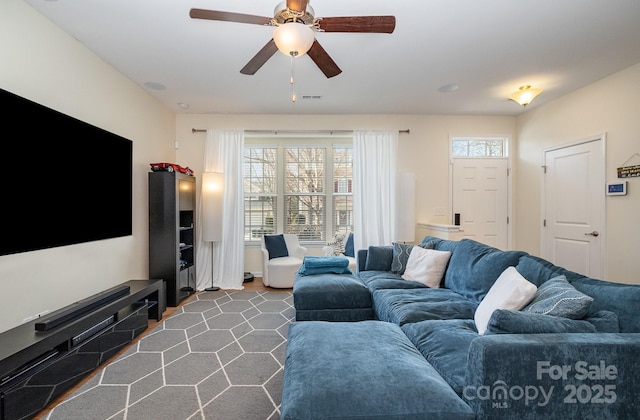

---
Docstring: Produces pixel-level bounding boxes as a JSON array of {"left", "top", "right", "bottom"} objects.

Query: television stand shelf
[{"left": 0, "top": 279, "right": 165, "bottom": 420}]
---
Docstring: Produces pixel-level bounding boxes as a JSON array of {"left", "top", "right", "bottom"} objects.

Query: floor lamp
[{"left": 202, "top": 172, "right": 224, "bottom": 291}]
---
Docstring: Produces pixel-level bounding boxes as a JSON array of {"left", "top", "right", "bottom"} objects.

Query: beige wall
[
  {"left": 515, "top": 63, "right": 640, "bottom": 284},
  {"left": 0, "top": 0, "right": 176, "bottom": 333},
  {"left": 1, "top": 0, "right": 637, "bottom": 334},
  {"left": 175, "top": 114, "right": 516, "bottom": 274}
]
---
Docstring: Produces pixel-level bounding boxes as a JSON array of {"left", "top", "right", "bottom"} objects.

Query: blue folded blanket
[
  {"left": 303, "top": 256, "right": 349, "bottom": 268},
  {"left": 297, "top": 256, "right": 352, "bottom": 276}
]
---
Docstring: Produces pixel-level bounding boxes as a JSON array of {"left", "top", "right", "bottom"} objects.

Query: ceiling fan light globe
[{"left": 273, "top": 23, "right": 314, "bottom": 57}]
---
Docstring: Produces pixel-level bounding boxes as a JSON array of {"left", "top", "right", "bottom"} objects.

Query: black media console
[{"left": 0, "top": 279, "right": 165, "bottom": 420}]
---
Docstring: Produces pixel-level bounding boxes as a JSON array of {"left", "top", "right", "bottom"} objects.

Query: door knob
[{"left": 584, "top": 231, "right": 599, "bottom": 237}]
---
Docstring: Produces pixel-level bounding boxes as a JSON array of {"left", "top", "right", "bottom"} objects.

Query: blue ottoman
[
  {"left": 281, "top": 321, "right": 474, "bottom": 419},
  {"left": 293, "top": 272, "right": 373, "bottom": 321}
]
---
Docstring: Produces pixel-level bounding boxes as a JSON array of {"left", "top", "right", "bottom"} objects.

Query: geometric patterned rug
[{"left": 41, "top": 290, "right": 294, "bottom": 420}]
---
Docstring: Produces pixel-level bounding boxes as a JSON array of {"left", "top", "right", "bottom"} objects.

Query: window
[
  {"left": 244, "top": 147, "right": 277, "bottom": 239},
  {"left": 244, "top": 139, "right": 353, "bottom": 243},
  {"left": 332, "top": 147, "right": 353, "bottom": 234},
  {"left": 452, "top": 137, "right": 508, "bottom": 158}
]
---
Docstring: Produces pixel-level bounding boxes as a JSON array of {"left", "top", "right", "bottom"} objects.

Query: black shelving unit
[{"left": 148, "top": 171, "right": 196, "bottom": 306}]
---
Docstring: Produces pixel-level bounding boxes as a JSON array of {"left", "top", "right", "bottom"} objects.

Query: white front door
[
  {"left": 542, "top": 135, "right": 605, "bottom": 278},
  {"left": 452, "top": 158, "right": 509, "bottom": 249}
]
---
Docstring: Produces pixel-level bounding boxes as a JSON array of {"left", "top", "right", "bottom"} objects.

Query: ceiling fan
[{"left": 189, "top": 0, "right": 396, "bottom": 78}]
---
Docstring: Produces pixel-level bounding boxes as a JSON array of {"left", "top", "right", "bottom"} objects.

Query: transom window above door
[{"left": 452, "top": 137, "right": 508, "bottom": 158}]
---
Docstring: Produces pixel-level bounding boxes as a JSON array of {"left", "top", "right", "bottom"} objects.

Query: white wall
[
  {"left": 0, "top": 0, "right": 176, "bottom": 333},
  {"left": 175, "top": 114, "right": 516, "bottom": 274},
  {"left": 515, "top": 63, "right": 640, "bottom": 284}
]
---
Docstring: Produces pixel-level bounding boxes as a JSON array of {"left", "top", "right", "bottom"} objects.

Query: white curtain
[
  {"left": 195, "top": 130, "right": 245, "bottom": 290},
  {"left": 353, "top": 130, "right": 398, "bottom": 251}
]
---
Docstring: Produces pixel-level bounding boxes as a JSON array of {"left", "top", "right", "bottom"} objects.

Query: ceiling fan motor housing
[{"left": 273, "top": 1, "right": 315, "bottom": 25}]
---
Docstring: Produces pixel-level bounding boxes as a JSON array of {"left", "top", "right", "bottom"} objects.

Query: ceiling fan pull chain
[{"left": 290, "top": 54, "right": 297, "bottom": 102}]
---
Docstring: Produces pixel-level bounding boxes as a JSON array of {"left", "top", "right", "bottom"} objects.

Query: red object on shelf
[{"left": 150, "top": 162, "right": 193, "bottom": 176}]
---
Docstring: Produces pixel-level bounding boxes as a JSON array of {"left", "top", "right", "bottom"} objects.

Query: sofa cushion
[
  {"left": 401, "top": 246, "right": 451, "bottom": 288},
  {"left": 474, "top": 266, "right": 537, "bottom": 335},
  {"left": 444, "top": 239, "right": 527, "bottom": 303},
  {"left": 401, "top": 319, "right": 479, "bottom": 395},
  {"left": 364, "top": 245, "right": 393, "bottom": 271},
  {"left": 390, "top": 241, "right": 434, "bottom": 275},
  {"left": 373, "top": 288, "right": 477, "bottom": 325},
  {"left": 282, "top": 321, "right": 475, "bottom": 420},
  {"left": 485, "top": 309, "right": 597, "bottom": 334},
  {"left": 358, "top": 270, "right": 427, "bottom": 292},
  {"left": 523, "top": 274, "right": 593, "bottom": 319},
  {"left": 263, "top": 234, "right": 288, "bottom": 259},
  {"left": 585, "top": 310, "right": 620, "bottom": 333},
  {"left": 514, "top": 254, "right": 572, "bottom": 287},
  {"left": 570, "top": 276, "right": 640, "bottom": 333},
  {"left": 421, "top": 236, "right": 459, "bottom": 254},
  {"left": 293, "top": 271, "right": 373, "bottom": 321}
]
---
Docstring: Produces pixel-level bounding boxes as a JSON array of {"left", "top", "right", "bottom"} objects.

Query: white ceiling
[{"left": 24, "top": 0, "right": 640, "bottom": 116}]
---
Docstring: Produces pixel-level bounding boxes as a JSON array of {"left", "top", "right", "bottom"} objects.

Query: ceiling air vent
[{"left": 301, "top": 95, "right": 322, "bottom": 100}]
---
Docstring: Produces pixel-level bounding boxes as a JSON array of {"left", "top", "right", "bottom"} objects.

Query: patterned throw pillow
[
  {"left": 522, "top": 275, "right": 594, "bottom": 319},
  {"left": 390, "top": 241, "right": 435, "bottom": 275}
]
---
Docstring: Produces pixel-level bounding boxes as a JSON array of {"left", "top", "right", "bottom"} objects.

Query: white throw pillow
[
  {"left": 401, "top": 246, "right": 452, "bottom": 288},
  {"left": 474, "top": 266, "right": 537, "bottom": 335}
]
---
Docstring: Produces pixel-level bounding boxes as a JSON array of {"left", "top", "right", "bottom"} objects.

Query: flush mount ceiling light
[
  {"left": 273, "top": 22, "right": 315, "bottom": 57},
  {"left": 508, "top": 85, "right": 543, "bottom": 107}
]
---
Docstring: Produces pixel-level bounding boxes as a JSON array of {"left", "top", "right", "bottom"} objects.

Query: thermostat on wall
[{"left": 607, "top": 181, "right": 627, "bottom": 196}]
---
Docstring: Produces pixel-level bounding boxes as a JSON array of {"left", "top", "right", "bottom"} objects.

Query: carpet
[{"left": 42, "top": 290, "right": 294, "bottom": 420}]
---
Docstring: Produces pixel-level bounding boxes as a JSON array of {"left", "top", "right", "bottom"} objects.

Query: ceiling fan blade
[
  {"left": 317, "top": 16, "right": 396, "bottom": 33},
  {"left": 189, "top": 8, "right": 272, "bottom": 26},
  {"left": 240, "top": 39, "right": 279, "bottom": 75},
  {"left": 286, "top": 0, "right": 309, "bottom": 13},
  {"left": 307, "top": 40, "right": 342, "bottom": 78}
]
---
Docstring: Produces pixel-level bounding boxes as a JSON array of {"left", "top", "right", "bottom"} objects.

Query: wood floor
[{"left": 34, "top": 278, "right": 288, "bottom": 419}]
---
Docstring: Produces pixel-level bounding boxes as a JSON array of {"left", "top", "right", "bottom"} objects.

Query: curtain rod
[{"left": 191, "top": 128, "right": 410, "bottom": 135}]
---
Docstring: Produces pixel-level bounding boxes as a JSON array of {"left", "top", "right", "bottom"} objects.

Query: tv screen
[{"left": 1, "top": 87, "right": 132, "bottom": 256}]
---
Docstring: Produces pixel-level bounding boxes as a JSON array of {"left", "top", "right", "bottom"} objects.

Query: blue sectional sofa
[{"left": 282, "top": 237, "right": 640, "bottom": 419}]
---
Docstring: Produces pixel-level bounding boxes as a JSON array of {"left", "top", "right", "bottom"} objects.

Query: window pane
[
  {"left": 452, "top": 140, "right": 469, "bottom": 157},
  {"left": 284, "top": 147, "right": 325, "bottom": 193},
  {"left": 487, "top": 140, "right": 504, "bottom": 157},
  {"left": 284, "top": 195, "right": 325, "bottom": 241},
  {"left": 468, "top": 140, "right": 485, "bottom": 157},
  {"left": 244, "top": 147, "right": 277, "bottom": 194},
  {"left": 332, "top": 195, "right": 353, "bottom": 233},
  {"left": 244, "top": 196, "right": 277, "bottom": 240}
]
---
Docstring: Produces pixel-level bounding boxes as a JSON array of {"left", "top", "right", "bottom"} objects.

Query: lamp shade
[
  {"left": 201, "top": 172, "right": 224, "bottom": 242},
  {"left": 508, "top": 85, "right": 543, "bottom": 107},
  {"left": 273, "top": 22, "right": 315, "bottom": 57},
  {"left": 395, "top": 172, "right": 416, "bottom": 243}
]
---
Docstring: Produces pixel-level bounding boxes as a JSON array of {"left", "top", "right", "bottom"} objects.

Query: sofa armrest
[{"left": 465, "top": 333, "right": 640, "bottom": 419}]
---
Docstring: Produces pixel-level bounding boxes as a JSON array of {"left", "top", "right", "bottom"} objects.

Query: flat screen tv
[{"left": 1, "top": 87, "right": 133, "bottom": 256}]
